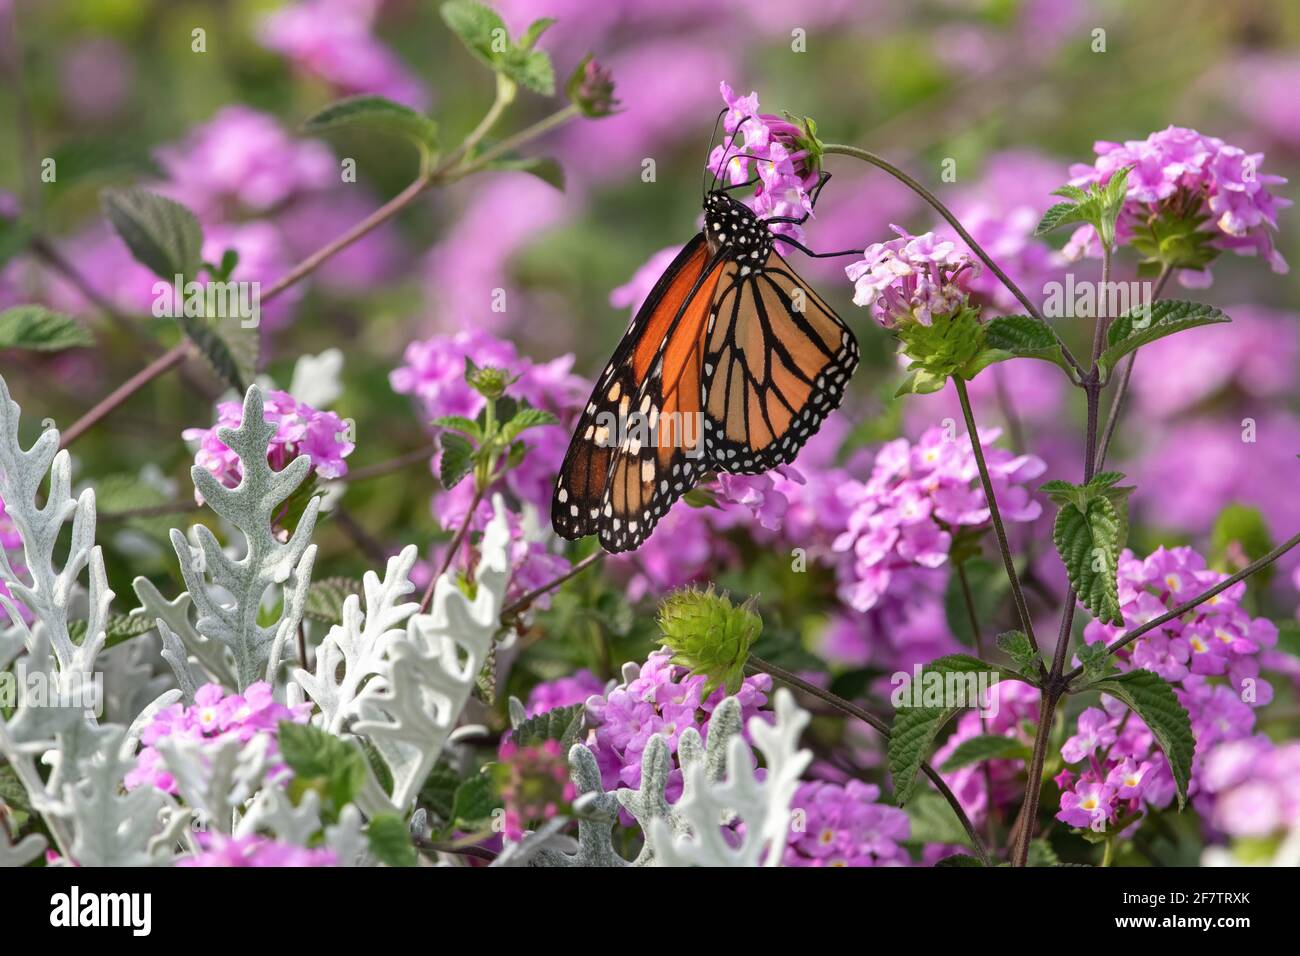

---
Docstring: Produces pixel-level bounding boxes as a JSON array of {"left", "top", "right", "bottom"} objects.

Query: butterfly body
[{"left": 552, "top": 189, "right": 859, "bottom": 554}]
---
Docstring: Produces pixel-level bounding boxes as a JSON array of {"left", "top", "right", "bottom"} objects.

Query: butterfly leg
[{"left": 775, "top": 235, "right": 861, "bottom": 258}]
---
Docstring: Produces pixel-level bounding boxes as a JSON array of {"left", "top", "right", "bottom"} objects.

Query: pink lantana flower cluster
[
  {"left": 1063, "top": 125, "right": 1291, "bottom": 286},
  {"left": 846, "top": 226, "right": 982, "bottom": 328},
  {"left": 783, "top": 780, "right": 910, "bottom": 867},
  {"left": 179, "top": 832, "right": 337, "bottom": 867},
  {"left": 1055, "top": 546, "right": 1278, "bottom": 833},
  {"left": 1198, "top": 735, "right": 1300, "bottom": 841},
  {"left": 831, "top": 426, "right": 1044, "bottom": 612},
  {"left": 126, "top": 682, "right": 310, "bottom": 795},
  {"left": 524, "top": 669, "right": 606, "bottom": 717},
  {"left": 705, "top": 82, "right": 819, "bottom": 245},
  {"left": 183, "top": 389, "right": 354, "bottom": 499},
  {"left": 585, "top": 648, "right": 772, "bottom": 800}
]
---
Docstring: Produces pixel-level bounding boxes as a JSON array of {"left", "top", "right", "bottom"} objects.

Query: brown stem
[
  {"left": 59, "top": 343, "right": 190, "bottom": 449},
  {"left": 501, "top": 551, "right": 605, "bottom": 619},
  {"left": 747, "top": 654, "right": 993, "bottom": 866},
  {"left": 953, "top": 377, "right": 1043, "bottom": 668},
  {"left": 418, "top": 482, "right": 486, "bottom": 613}
]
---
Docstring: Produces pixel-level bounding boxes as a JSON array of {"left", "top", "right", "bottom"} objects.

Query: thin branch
[
  {"left": 59, "top": 343, "right": 190, "bottom": 449},
  {"left": 747, "top": 654, "right": 993, "bottom": 867},
  {"left": 501, "top": 551, "right": 605, "bottom": 619},
  {"left": 418, "top": 482, "right": 487, "bottom": 613},
  {"left": 1062, "top": 529, "right": 1300, "bottom": 684},
  {"left": 343, "top": 444, "right": 437, "bottom": 483},
  {"left": 953, "top": 378, "right": 1043, "bottom": 667}
]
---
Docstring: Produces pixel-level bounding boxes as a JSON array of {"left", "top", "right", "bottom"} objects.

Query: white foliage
[
  {"left": 170, "top": 386, "right": 319, "bottom": 690},
  {"left": 294, "top": 498, "right": 510, "bottom": 814},
  {"left": 65, "top": 727, "right": 168, "bottom": 867},
  {"left": 155, "top": 733, "right": 273, "bottom": 834}
]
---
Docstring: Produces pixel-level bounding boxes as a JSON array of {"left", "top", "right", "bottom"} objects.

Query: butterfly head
[{"left": 703, "top": 190, "right": 771, "bottom": 259}]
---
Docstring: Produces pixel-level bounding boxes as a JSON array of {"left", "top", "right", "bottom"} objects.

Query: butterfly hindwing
[{"left": 700, "top": 248, "right": 859, "bottom": 474}]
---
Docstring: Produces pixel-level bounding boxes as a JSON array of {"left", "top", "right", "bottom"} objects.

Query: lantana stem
[
  {"left": 501, "top": 550, "right": 605, "bottom": 619},
  {"left": 58, "top": 342, "right": 190, "bottom": 449},
  {"left": 822, "top": 142, "right": 1086, "bottom": 380},
  {"left": 952, "top": 377, "right": 1043, "bottom": 667},
  {"left": 747, "top": 654, "right": 993, "bottom": 867}
]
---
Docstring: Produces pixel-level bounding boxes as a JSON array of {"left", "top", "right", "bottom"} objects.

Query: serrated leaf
[
  {"left": 366, "top": 813, "right": 417, "bottom": 867},
  {"left": 278, "top": 721, "right": 368, "bottom": 813},
  {"left": 518, "top": 16, "right": 555, "bottom": 49},
  {"left": 1076, "top": 641, "right": 1116, "bottom": 684},
  {"left": 888, "top": 654, "right": 1008, "bottom": 805},
  {"left": 67, "top": 612, "right": 156, "bottom": 650},
  {"left": 938, "top": 734, "right": 1031, "bottom": 772},
  {"left": 1027, "top": 839, "right": 1060, "bottom": 867},
  {"left": 419, "top": 763, "right": 460, "bottom": 822},
  {"left": 500, "top": 47, "right": 555, "bottom": 95},
  {"left": 441, "top": 0, "right": 507, "bottom": 64},
  {"left": 0, "top": 763, "right": 31, "bottom": 813},
  {"left": 0, "top": 305, "right": 93, "bottom": 352},
  {"left": 973, "top": 314, "right": 1073, "bottom": 378},
  {"left": 450, "top": 772, "right": 498, "bottom": 828},
  {"left": 1091, "top": 669, "right": 1194, "bottom": 807},
  {"left": 995, "top": 629, "right": 1039, "bottom": 678},
  {"left": 303, "top": 95, "right": 438, "bottom": 154},
  {"left": 175, "top": 312, "right": 258, "bottom": 393},
  {"left": 429, "top": 415, "right": 482, "bottom": 440},
  {"left": 1098, "top": 300, "right": 1230, "bottom": 380},
  {"left": 304, "top": 576, "right": 363, "bottom": 625},
  {"left": 101, "top": 187, "right": 203, "bottom": 280},
  {"left": 512, "top": 703, "right": 585, "bottom": 750},
  {"left": 1053, "top": 494, "right": 1124, "bottom": 625},
  {"left": 499, "top": 406, "right": 558, "bottom": 444},
  {"left": 438, "top": 432, "right": 475, "bottom": 491},
  {"left": 1035, "top": 201, "right": 1089, "bottom": 236}
]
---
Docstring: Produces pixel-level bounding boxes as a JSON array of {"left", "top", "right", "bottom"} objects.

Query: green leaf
[
  {"left": 438, "top": 432, "right": 475, "bottom": 491},
  {"left": 303, "top": 95, "right": 438, "bottom": 155},
  {"left": 894, "top": 365, "right": 949, "bottom": 396},
  {"left": 500, "top": 47, "right": 555, "bottom": 95},
  {"left": 304, "top": 577, "right": 363, "bottom": 625},
  {"left": 1052, "top": 494, "right": 1124, "bottom": 626},
  {"left": 1027, "top": 839, "right": 1061, "bottom": 867},
  {"left": 1091, "top": 669, "right": 1194, "bottom": 807},
  {"left": 995, "top": 629, "right": 1039, "bottom": 678},
  {"left": 0, "top": 763, "right": 31, "bottom": 813},
  {"left": 943, "top": 557, "right": 1007, "bottom": 647},
  {"left": 100, "top": 187, "right": 203, "bottom": 281},
  {"left": 511, "top": 703, "right": 585, "bottom": 750},
  {"left": 480, "top": 155, "right": 565, "bottom": 191},
  {"left": 499, "top": 406, "right": 558, "bottom": 444},
  {"left": 419, "top": 763, "right": 460, "bottom": 822},
  {"left": 440, "top": 0, "right": 508, "bottom": 67},
  {"left": 1098, "top": 300, "right": 1230, "bottom": 380},
  {"left": 1076, "top": 641, "right": 1117, "bottom": 684},
  {"left": 902, "top": 791, "right": 972, "bottom": 847},
  {"left": 366, "top": 813, "right": 417, "bottom": 867},
  {"left": 174, "top": 313, "right": 258, "bottom": 393},
  {"left": 888, "top": 654, "right": 1007, "bottom": 805},
  {"left": 450, "top": 772, "right": 498, "bottom": 829},
  {"left": 975, "top": 314, "right": 1073, "bottom": 378},
  {"left": 518, "top": 16, "right": 555, "bottom": 49},
  {"left": 430, "top": 415, "right": 483, "bottom": 441},
  {"left": 1034, "top": 201, "right": 1088, "bottom": 237},
  {"left": 1130, "top": 207, "right": 1219, "bottom": 274},
  {"left": 0, "top": 306, "right": 93, "bottom": 352},
  {"left": 938, "top": 734, "right": 1031, "bottom": 772},
  {"left": 68, "top": 612, "right": 156, "bottom": 650},
  {"left": 278, "top": 721, "right": 368, "bottom": 814},
  {"left": 934, "top": 853, "right": 984, "bottom": 867}
]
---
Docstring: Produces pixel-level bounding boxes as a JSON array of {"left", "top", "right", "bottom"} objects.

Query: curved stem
[
  {"left": 822, "top": 142, "right": 1085, "bottom": 379},
  {"left": 501, "top": 550, "right": 605, "bottom": 619},
  {"left": 419, "top": 482, "right": 487, "bottom": 613},
  {"left": 747, "top": 654, "right": 993, "bottom": 867},
  {"left": 58, "top": 343, "right": 190, "bottom": 449},
  {"left": 953, "top": 378, "right": 1043, "bottom": 667}
]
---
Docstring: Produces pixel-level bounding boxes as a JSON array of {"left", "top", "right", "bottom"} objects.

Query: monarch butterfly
[{"left": 551, "top": 131, "right": 860, "bottom": 554}]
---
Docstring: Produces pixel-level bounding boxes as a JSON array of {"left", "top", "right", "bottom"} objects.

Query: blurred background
[{"left": 1, "top": 0, "right": 1298, "bottom": 785}]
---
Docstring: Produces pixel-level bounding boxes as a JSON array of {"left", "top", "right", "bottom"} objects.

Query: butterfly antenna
[{"left": 702, "top": 108, "right": 727, "bottom": 200}]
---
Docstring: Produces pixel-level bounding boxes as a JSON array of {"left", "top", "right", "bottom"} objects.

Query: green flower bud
[
  {"left": 896, "top": 305, "right": 986, "bottom": 382},
  {"left": 657, "top": 587, "right": 762, "bottom": 700},
  {"left": 464, "top": 359, "right": 517, "bottom": 401}
]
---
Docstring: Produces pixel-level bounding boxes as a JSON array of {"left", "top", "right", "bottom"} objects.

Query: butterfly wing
[
  {"left": 552, "top": 234, "right": 719, "bottom": 543},
  {"left": 700, "top": 249, "right": 859, "bottom": 474}
]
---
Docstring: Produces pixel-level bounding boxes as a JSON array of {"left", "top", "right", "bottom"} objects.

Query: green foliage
[
  {"left": 938, "top": 734, "right": 1031, "bottom": 772},
  {"left": 1088, "top": 669, "right": 1194, "bottom": 807},
  {"left": 1035, "top": 166, "right": 1131, "bottom": 248},
  {"left": 894, "top": 305, "right": 986, "bottom": 395},
  {"left": 1098, "top": 300, "right": 1230, "bottom": 381},
  {"left": 1211, "top": 504, "right": 1273, "bottom": 583},
  {"left": 0, "top": 306, "right": 93, "bottom": 352},
  {"left": 1076, "top": 641, "right": 1118, "bottom": 684},
  {"left": 1041, "top": 472, "right": 1134, "bottom": 625},
  {"left": 304, "top": 577, "right": 363, "bottom": 625},
  {"left": 438, "top": 431, "right": 475, "bottom": 490},
  {"left": 279, "top": 721, "right": 368, "bottom": 820},
  {"left": 967, "top": 313, "right": 1076, "bottom": 381},
  {"left": 512, "top": 703, "right": 586, "bottom": 750},
  {"left": 656, "top": 587, "right": 762, "bottom": 699},
  {"left": 366, "top": 813, "right": 417, "bottom": 867},
  {"left": 449, "top": 772, "right": 499, "bottom": 830},
  {"left": 995, "top": 629, "right": 1040, "bottom": 679},
  {"left": 1130, "top": 206, "right": 1220, "bottom": 275},
  {"left": 440, "top": 0, "right": 556, "bottom": 95},
  {"left": 303, "top": 95, "right": 439, "bottom": 163},
  {"left": 100, "top": 186, "right": 203, "bottom": 280},
  {"left": 887, "top": 654, "right": 1010, "bottom": 805}
]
